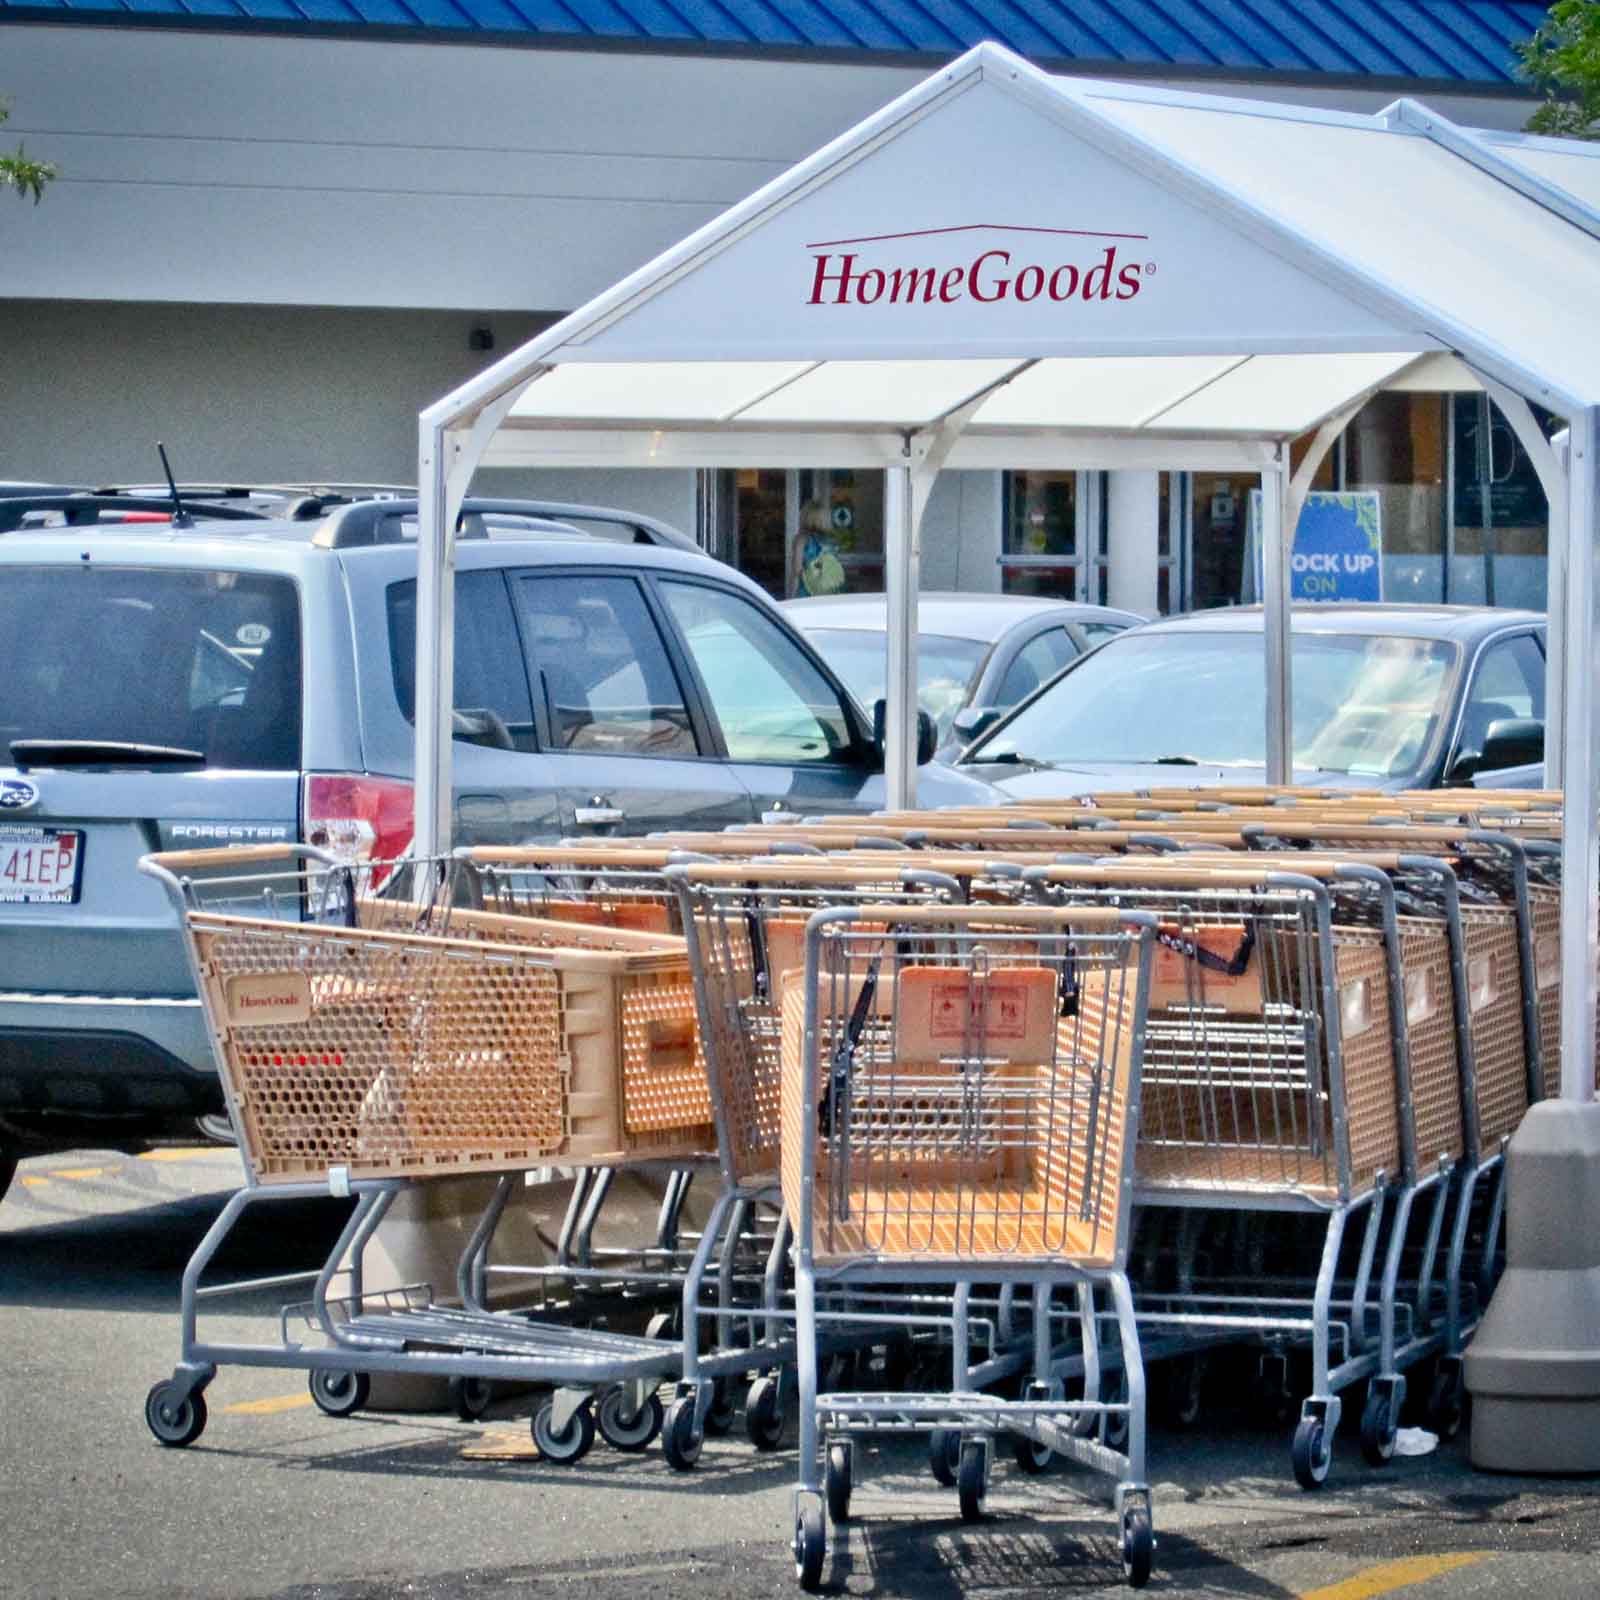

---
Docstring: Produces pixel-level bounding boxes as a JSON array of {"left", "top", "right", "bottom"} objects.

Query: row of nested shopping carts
[{"left": 137, "top": 783, "right": 1574, "bottom": 1590}]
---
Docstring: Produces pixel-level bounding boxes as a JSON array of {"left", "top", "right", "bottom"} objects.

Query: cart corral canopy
[
  {"left": 417, "top": 41, "right": 1600, "bottom": 1115},
  {"left": 458, "top": 49, "right": 1600, "bottom": 471}
]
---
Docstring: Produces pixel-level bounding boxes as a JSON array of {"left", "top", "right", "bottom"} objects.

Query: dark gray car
[
  {"left": 0, "top": 503, "right": 1002, "bottom": 1192},
  {"left": 956, "top": 603, "right": 1549, "bottom": 799},
  {"left": 782, "top": 591, "right": 1143, "bottom": 757}
]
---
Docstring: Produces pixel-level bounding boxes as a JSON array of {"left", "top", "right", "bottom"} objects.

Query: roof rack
[
  {"left": 309, "top": 498, "right": 701, "bottom": 551},
  {"left": 0, "top": 493, "right": 272, "bottom": 532}
]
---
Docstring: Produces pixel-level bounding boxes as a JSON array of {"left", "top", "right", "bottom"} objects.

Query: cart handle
[
  {"left": 141, "top": 843, "right": 336, "bottom": 875},
  {"left": 829, "top": 901, "right": 1154, "bottom": 931}
]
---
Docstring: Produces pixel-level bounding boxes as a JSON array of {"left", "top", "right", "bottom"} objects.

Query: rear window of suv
[{"left": 0, "top": 565, "right": 302, "bottom": 770}]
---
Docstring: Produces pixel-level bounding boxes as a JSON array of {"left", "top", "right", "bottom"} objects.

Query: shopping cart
[
  {"left": 783, "top": 901, "right": 1158, "bottom": 1589},
  {"left": 1024, "top": 857, "right": 1458, "bottom": 1486},
  {"left": 137, "top": 844, "right": 713, "bottom": 1460},
  {"left": 658, "top": 856, "right": 1024, "bottom": 1468}
]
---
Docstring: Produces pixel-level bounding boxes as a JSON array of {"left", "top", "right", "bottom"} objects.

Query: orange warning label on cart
[
  {"left": 896, "top": 966, "right": 1054, "bottom": 1062},
  {"left": 225, "top": 971, "right": 312, "bottom": 1028}
]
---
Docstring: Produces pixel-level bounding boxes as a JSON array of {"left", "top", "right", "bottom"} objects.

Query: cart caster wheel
[
  {"left": 145, "top": 1381, "right": 207, "bottom": 1448},
  {"left": 825, "top": 1441, "right": 853, "bottom": 1523},
  {"left": 794, "top": 1502, "right": 826, "bottom": 1591},
  {"left": 1161, "top": 1353, "right": 1205, "bottom": 1430},
  {"left": 1427, "top": 1363, "right": 1467, "bottom": 1441},
  {"left": 1360, "top": 1387, "right": 1397, "bottom": 1466},
  {"left": 449, "top": 1376, "right": 494, "bottom": 1423},
  {"left": 597, "top": 1387, "right": 664, "bottom": 1453},
  {"left": 309, "top": 1368, "right": 370, "bottom": 1418},
  {"left": 746, "top": 1375, "right": 784, "bottom": 1451},
  {"left": 928, "top": 1427, "right": 960, "bottom": 1487},
  {"left": 662, "top": 1395, "right": 703, "bottom": 1471},
  {"left": 1012, "top": 1431, "right": 1052, "bottom": 1474},
  {"left": 1291, "top": 1416, "right": 1331, "bottom": 1489},
  {"left": 957, "top": 1439, "right": 987, "bottom": 1522},
  {"left": 532, "top": 1397, "right": 596, "bottom": 1464},
  {"left": 1121, "top": 1505, "right": 1154, "bottom": 1588},
  {"left": 644, "top": 1310, "right": 676, "bottom": 1341},
  {"left": 705, "top": 1377, "right": 737, "bottom": 1437}
]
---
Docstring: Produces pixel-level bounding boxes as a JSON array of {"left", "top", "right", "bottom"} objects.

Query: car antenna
[{"left": 156, "top": 441, "right": 194, "bottom": 530}]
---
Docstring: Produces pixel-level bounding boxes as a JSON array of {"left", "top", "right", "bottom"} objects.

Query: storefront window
[
  {"left": 791, "top": 469, "right": 883, "bottom": 597},
  {"left": 1345, "top": 392, "right": 1448, "bottom": 604},
  {"left": 719, "top": 468, "right": 887, "bottom": 600},
  {"left": 1449, "top": 395, "right": 1549, "bottom": 610},
  {"left": 1187, "top": 472, "right": 1248, "bottom": 609},
  {"left": 1002, "top": 471, "right": 1081, "bottom": 598}
]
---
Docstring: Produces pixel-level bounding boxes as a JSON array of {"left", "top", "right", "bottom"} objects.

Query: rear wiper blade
[{"left": 10, "top": 740, "right": 206, "bottom": 768}]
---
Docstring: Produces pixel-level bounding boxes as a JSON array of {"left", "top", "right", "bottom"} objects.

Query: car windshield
[
  {"left": 970, "top": 629, "right": 1457, "bottom": 781},
  {"left": 0, "top": 564, "right": 302, "bottom": 770},
  {"left": 799, "top": 628, "right": 988, "bottom": 741}
]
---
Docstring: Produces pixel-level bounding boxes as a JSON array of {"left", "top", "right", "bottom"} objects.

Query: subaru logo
[{"left": 0, "top": 778, "right": 40, "bottom": 812}]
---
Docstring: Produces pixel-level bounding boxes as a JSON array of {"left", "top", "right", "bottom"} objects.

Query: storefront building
[{"left": 0, "top": 0, "right": 1559, "bottom": 616}]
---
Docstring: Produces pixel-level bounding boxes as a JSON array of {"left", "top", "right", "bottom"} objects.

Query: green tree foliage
[
  {"left": 1518, "top": 0, "right": 1600, "bottom": 138},
  {"left": 1, "top": 97, "right": 56, "bottom": 203}
]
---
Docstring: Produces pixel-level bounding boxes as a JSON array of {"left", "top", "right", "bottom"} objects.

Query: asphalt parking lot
[{"left": 4, "top": 1146, "right": 1599, "bottom": 1600}]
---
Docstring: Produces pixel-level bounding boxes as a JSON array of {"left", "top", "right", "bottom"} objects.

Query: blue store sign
[{"left": 1248, "top": 490, "right": 1383, "bottom": 603}]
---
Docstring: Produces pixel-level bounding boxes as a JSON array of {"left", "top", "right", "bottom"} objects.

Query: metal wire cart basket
[{"left": 780, "top": 901, "right": 1159, "bottom": 1589}]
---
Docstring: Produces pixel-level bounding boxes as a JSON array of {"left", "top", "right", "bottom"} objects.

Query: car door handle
[{"left": 573, "top": 805, "right": 626, "bottom": 827}]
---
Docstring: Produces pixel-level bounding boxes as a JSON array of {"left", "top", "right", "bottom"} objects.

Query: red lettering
[
  {"left": 807, "top": 252, "right": 859, "bottom": 305},
  {"left": 939, "top": 266, "right": 964, "bottom": 303},
  {"left": 969, "top": 250, "right": 1010, "bottom": 303},
  {"left": 887, "top": 266, "right": 938, "bottom": 304},
  {"left": 1082, "top": 246, "right": 1118, "bottom": 301},
  {"left": 1048, "top": 264, "right": 1080, "bottom": 300},
  {"left": 1116, "top": 264, "right": 1143, "bottom": 299},
  {"left": 1013, "top": 264, "right": 1044, "bottom": 302},
  {"left": 856, "top": 267, "right": 886, "bottom": 305}
]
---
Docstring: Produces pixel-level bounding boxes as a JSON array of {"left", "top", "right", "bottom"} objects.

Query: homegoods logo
[
  {"left": 225, "top": 971, "right": 312, "bottom": 1027},
  {"left": 805, "top": 223, "right": 1152, "bottom": 307}
]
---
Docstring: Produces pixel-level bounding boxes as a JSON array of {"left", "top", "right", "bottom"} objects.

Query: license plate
[{"left": 0, "top": 826, "right": 85, "bottom": 904}]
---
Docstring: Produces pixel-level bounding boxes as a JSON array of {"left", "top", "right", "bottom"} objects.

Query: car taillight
[{"left": 302, "top": 774, "right": 414, "bottom": 886}]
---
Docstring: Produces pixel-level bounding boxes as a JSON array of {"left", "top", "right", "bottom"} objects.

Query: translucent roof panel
[
  {"left": 733, "top": 359, "right": 1028, "bottom": 426},
  {"left": 507, "top": 361, "right": 815, "bottom": 423},
  {"left": 1146, "top": 352, "right": 1419, "bottom": 433},
  {"left": 1485, "top": 136, "right": 1600, "bottom": 218},
  {"left": 1078, "top": 92, "right": 1600, "bottom": 408},
  {"left": 969, "top": 355, "right": 1243, "bottom": 429}
]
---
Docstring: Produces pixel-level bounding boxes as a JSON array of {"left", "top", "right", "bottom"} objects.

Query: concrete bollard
[{"left": 1465, "top": 1099, "right": 1600, "bottom": 1472}]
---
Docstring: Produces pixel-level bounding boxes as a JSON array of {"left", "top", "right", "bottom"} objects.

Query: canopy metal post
[
  {"left": 413, "top": 391, "right": 521, "bottom": 861},
  {"left": 1548, "top": 430, "right": 1571, "bottom": 788},
  {"left": 1261, "top": 445, "right": 1293, "bottom": 787},
  {"left": 884, "top": 462, "right": 918, "bottom": 811},
  {"left": 1558, "top": 406, "right": 1598, "bottom": 1103},
  {"left": 414, "top": 419, "right": 459, "bottom": 864},
  {"left": 1472, "top": 377, "right": 1568, "bottom": 785}
]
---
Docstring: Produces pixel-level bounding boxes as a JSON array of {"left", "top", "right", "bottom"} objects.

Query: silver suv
[{"left": 0, "top": 499, "right": 1001, "bottom": 1194}]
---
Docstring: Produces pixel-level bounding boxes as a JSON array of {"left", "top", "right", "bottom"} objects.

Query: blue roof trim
[{"left": 0, "top": 0, "right": 1550, "bottom": 85}]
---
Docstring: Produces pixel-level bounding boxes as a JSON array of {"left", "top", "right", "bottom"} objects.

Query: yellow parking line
[
  {"left": 221, "top": 1393, "right": 315, "bottom": 1416},
  {"left": 51, "top": 1167, "right": 104, "bottom": 1180},
  {"left": 138, "top": 1148, "right": 219, "bottom": 1162},
  {"left": 1300, "top": 1553, "right": 1493, "bottom": 1600}
]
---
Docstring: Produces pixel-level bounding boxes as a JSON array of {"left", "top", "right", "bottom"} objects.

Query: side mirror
[
  {"left": 950, "top": 705, "right": 1003, "bottom": 749},
  {"left": 1477, "top": 716, "right": 1544, "bottom": 774},
  {"left": 872, "top": 700, "right": 939, "bottom": 768}
]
